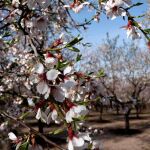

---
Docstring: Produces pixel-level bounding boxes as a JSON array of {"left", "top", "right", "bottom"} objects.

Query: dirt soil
[{"left": 87, "top": 112, "right": 150, "bottom": 150}]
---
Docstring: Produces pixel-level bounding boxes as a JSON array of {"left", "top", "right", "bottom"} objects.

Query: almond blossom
[
  {"left": 64, "top": 2, "right": 90, "bottom": 13},
  {"left": 8, "top": 132, "right": 18, "bottom": 141},
  {"left": 36, "top": 108, "right": 47, "bottom": 123},
  {"left": 44, "top": 52, "right": 58, "bottom": 67},
  {"left": 46, "top": 107, "right": 60, "bottom": 124},
  {"left": 67, "top": 128, "right": 85, "bottom": 150},
  {"left": 104, "top": 0, "right": 127, "bottom": 20},
  {"left": 65, "top": 100, "right": 88, "bottom": 123},
  {"left": 30, "top": 63, "right": 60, "bottom": 99},
  {"left": 36, "top": 106, "right": 60, "bottom": 124},
  {"left": 8, "top": 132, "right": 22, "bottom": 145},
  {"left": 123, "top": 20, "right": 141, "bottom": 40}
]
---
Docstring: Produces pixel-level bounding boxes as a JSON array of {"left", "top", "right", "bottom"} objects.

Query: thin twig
[{"left": 1, "top": 111, "right": 66, "bottom": 150}]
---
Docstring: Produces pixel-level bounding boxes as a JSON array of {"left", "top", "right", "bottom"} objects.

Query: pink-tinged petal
[
  {"left": 46, "top": 69, "right": 60, "bottom": 81},
  {"left": 36, "top": 108, "right": 42, "bottom": 120},
  {"left": 52, "top": 87, "right": 65, "bottom": 102},
  {"left": 34, "top": 63, "right": 44, "bottom": 74},
  {"left": 36, "top": 81, "right": 49, "bottom": 94},
  {"left": 72, "top": 136, "right": 84, "bottom": 147},
  {"left": 8, "top": 132, "right": 17, "bottom": 141},
  {"left": 68, "top": 140, "right": 74, "bottom": 150}
]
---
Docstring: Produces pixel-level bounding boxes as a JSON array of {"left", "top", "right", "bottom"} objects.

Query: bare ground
[{"left": 87, "top": 112, "right": 150, "bottom": 150}]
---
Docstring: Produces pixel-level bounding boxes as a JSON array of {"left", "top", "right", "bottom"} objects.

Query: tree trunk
[
  {"left": 99, "top": 105, "right": 103, "bottom": 121},
  {"left": 116, "top": 105, "right": 119, "bottom": 115},
  {"left": 135, "top": 105, "right": 140, "bottom": 119},
  {"left": 125, "top": 109, "right": 131, "bottom": 132}
]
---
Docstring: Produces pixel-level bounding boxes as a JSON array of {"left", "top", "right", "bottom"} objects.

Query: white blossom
[
  {"left": 33, "top": 63, "right": 44, "bottom": 74},
  {"left": 104, "top": 0, "right": 127, "bottom": 20},
  {"left": 47, "top": 109, "right": 60, "bottom": 124},
  {"left": 66, "top": 105, "right": 88, "bottom": 123},
  {"left": 46, "top": 69, "right": 60, "bottom": 81},
  {"left": 36, "top": 108, "right": 47, "bottom": 123},
  {"left": 68, "top": 136, "right": 84, "bottom": 150},
  {"left": 127, "top": 26, "right": 141, "bottom": 40},
  {"left": 8, "top": 132, "right": 17, "bottom": 141},
  {"left": 64, "top": 66, "right": 73, "bottom": 75},
  {"left": 64, "top": 2, "right": 90, "bottom": 13},
  {"left": 36, "top": 81, "right": 49, "bottom": 95}
]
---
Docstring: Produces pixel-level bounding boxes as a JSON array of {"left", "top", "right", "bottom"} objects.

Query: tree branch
[{"left": 1, "top": 111, "right": 66, "bottom": 150}]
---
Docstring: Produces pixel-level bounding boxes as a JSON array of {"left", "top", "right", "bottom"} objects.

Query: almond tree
[{"left": 0, "top": 0, "right": 150, "bottom": 149}]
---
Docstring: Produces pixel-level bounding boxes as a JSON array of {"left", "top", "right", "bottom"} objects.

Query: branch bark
[{"left": 1, "top": 111, "right": 66, "bottom": 150}]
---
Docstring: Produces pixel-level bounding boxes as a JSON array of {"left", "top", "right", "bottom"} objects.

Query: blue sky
[{"left": 71, "top": 0, "right": 148, "bottom": 50}]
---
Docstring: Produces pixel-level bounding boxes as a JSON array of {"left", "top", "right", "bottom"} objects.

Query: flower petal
[
  {"left": 64, "top": 66, "right": 72, "bottom": 75},
  {"left": 68, "top": 140, "right": 74, "bottom": 150},
  {"left": 45, "top": 57, "right": 57, "bottom": 65},
  {"left": 74, "top": 105, "right": 88, "bottom": 116},
  {"left": 37, "top": 81, "right": 49, "bottom": 94},
  {"left": 34, "top": 63, "right": 44, "bottom": 74},
  {"left": 41, "top": 111, "right": 47, "bottom": 123},
  {"left": 47, "top": 113, "right": 51, "bottom": 125},
  {"left": 36, "top": 108, "right": 42, "bottom": 120},
  {"left": 44, "top": 87, "right": 51, "bottom": 99},
  {"left": 52, "top": 87, "right": 65, "bottom": 102},
  {"left": 65, "top": 108, "right": 75, "bottom": 123},
  {"left": 8, "top": 132, "right": 17, "bottom": 141},
  {"left": 46, "top": 69, "right": 60, "bottom": 81},
  {"left": 72, "top": 137, "right": 84, "bottom": 147}
]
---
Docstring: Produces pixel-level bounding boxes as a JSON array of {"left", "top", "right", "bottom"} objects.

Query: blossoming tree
[{"left": 0, "top": 0, "right": 150, "bottom": 150}]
